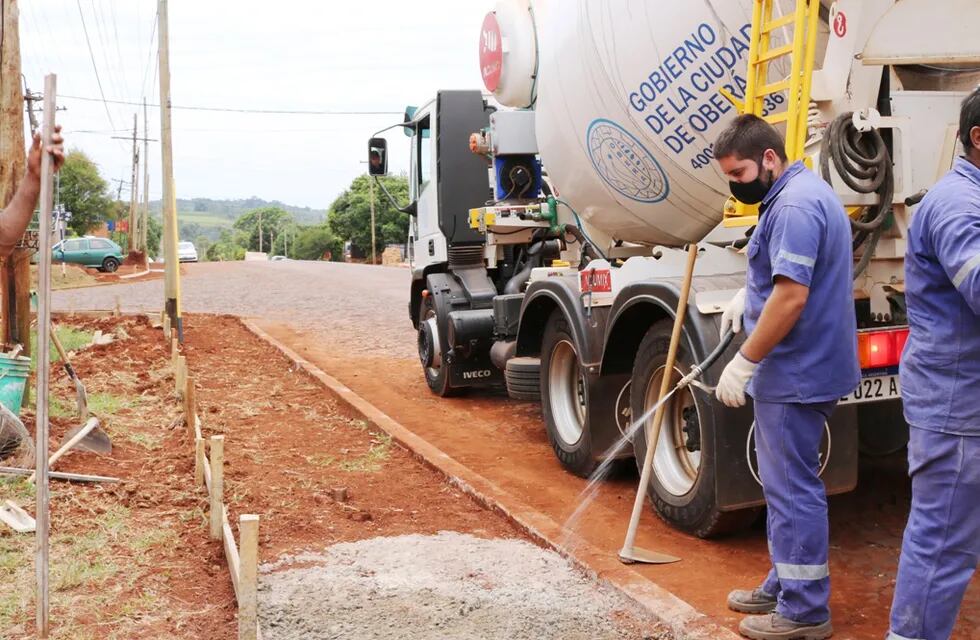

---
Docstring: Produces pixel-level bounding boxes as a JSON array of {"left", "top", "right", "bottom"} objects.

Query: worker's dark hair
[
  {"left": 960, "top": 86, "right": 980, "bottom": 153},
  {"left": 714, "top": 114, "right": 788, "bottom": 164}
]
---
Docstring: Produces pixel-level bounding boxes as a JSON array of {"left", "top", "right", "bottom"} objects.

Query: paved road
[
  {"left": 53, "top": 260, "right": 979, "bottom": 638},
  {"left": 54, "top": 261, "right": 415, "bottom": 358}
]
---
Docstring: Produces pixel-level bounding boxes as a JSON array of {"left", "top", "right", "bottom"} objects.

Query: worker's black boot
[
  {"left": 727, "top": 587, "right": 777, "bottom": 614},
  {"left": 738, "top": 613, "right": 833, "bottom": 639}
]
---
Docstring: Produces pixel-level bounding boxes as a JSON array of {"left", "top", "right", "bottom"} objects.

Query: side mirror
[{"left": 368, "top": 137, "right": 388, "bottom": 176}]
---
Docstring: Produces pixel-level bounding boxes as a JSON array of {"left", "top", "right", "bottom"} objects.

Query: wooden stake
[
  {"left": 209, "top": 435, "right": 224, "bottom": 540},
  {"left": 194, "top": 437, "right": 204, "bottom": 486},
  {"left": 34, "top": 72, "right": 58, "bottom": 639},
  {"left": 185, "top": 377, "right": 196, "bottom": 437},
  {"left": 238, "top": 514, "right": 259, "bottom": 640},
  {"left": 175, "top": 355, "right": 186, "bottom": 396}
]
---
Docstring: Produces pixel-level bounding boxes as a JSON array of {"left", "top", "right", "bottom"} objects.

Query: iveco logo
[{"left": 463, "top": 369, "right": 493, "bottom": 380}]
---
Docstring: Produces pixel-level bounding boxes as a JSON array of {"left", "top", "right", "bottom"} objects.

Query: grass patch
[
  {"left": 30, "top": 325, "right": 95, "bottom": 370},
  {"left": 88, "top": 392, "right": 132, "bottom": 415},
  {"left": 339, "top": 434, "right": 392, "bottom": 473},
  {"left": 48, "top": 394, "right": 74, "bottom": 418},
  {"left": 130, "top": 527, "right": 178, "bottom": 553},
  {"left": 0, "top": 476, "right": 35, "bottom": 502}
]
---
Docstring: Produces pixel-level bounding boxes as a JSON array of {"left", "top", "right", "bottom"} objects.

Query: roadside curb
[{"left": 242, "top": 318, "right": 740, "bottom": 640}]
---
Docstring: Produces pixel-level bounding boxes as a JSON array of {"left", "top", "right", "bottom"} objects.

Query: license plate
[{"left": 840, "top": 375, "right": 900, "bottom": 405}]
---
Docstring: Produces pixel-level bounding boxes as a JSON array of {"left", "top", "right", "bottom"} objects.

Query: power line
[
  {"left": 75, "top": 0, "right": 116, "bottom": 130},
  {"left": 60, "top": 94, "right": 403, "bottom": 115}
]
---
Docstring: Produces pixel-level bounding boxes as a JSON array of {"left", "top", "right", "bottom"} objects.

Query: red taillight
[{"left": 857, "top": 328, "right": 909, "bottom": 369}]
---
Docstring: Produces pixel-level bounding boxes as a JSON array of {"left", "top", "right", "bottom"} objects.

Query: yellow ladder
[{"left": 721, "top": 0, "right": 821, "bottom": 227}]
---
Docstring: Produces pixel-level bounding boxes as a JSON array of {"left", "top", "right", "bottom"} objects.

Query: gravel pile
[{"left": 258, "top": 532, "right": 669, "bottom": 640}]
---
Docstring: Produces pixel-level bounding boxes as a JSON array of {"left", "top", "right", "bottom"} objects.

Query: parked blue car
[{"left": 52, "top": 236, "right": 125, "bottom": 272}]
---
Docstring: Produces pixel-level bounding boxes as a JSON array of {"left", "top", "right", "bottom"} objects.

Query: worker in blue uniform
[
  {"left": 887, "top": 87, "right": 980, "bottom": 640},
  {"left": 712, "top": 114, "right": 860, "bottom": 640}
]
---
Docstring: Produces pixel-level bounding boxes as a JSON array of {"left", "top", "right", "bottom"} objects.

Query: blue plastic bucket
[{"left": 0, "top": 354, "right": 31, "bottom": 415}]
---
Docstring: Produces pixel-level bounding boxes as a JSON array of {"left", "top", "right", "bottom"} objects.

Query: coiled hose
[{"left": 819, "top": 113, "right": 894, "bottom": 278}]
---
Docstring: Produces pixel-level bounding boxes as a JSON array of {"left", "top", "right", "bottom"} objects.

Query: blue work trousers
[
  {"left": 888, "top": 427, "right": 980, "bottom": 640},
  {"left": 754, "top": 399, "right": 836, "bottom": 624}
]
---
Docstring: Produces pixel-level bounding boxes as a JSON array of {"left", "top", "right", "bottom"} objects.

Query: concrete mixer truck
[{"left": 366, "top": 0, "right": 980, "bottom": 537}]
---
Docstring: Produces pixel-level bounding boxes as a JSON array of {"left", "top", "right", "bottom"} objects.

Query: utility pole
[
  {"left": 258, "top": 209, "right": 263, "bottom": 253},
  {"left": 141, "top": 98, "right": 150, "bottom": 256},
  {"left": 1, "top": 0, "right": 31, "bottom": 359},
  {"left": 128, "top": 113, "right": 139, "bottom": 253},
  {"left": 369, "top": 179, "right": 377, "bottom": 264},
  {"left": 158, "top": 0, "right": 182, "bottom": 338}
]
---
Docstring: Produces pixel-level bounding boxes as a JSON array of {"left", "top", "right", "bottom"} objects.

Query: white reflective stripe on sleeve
[
  {"left": 777, "top": 250, "right": 816, "bottom": 268},
  {"left": 775, "top": 562, "right": 829, "bottom": 581},
  {"left": 952, "top": 252, "right": 980, "bottom": 289},
  {"left": 886, "top": 632, "right": 924, "bottom": 640}
]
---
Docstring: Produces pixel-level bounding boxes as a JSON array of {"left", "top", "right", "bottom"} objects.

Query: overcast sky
[{"left": 18, "top": 1, "right": 490, "bottom": 210}]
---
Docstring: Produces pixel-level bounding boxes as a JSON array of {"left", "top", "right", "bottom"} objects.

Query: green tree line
[{"left": 57, "top": 148, "right": 410, "bottom": 264}]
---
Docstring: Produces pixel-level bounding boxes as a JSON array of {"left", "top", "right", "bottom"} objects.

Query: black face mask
[{"left": 729, "top": 164, "right": 774, "bottom": 205}]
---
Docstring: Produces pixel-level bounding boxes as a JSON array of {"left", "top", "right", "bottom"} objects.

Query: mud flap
[
  {"left": 586, "top": 371, "right": 633, "bottom": 460},
  {"left": 447, "top": 353, "right": 504, "bottom": 389},
  {"left": 714, "top": 401, "right": 859, "bottom": 511}
]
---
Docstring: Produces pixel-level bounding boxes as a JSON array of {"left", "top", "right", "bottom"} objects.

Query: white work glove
[
  {"left": 715, "top": 351, "right": 758, "bottom": 408},
  {"left": 720, "top": 287, "right": 747, "bottom": 339}
]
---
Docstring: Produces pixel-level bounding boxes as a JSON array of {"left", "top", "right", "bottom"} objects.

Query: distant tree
[
  {"left": 327, "top": 175, "right": 409, "bottom": 259},
  {"left": 290, "top": 224, "right": 343, "bottom": 261},
  {"left": 146, "top": 215, "right": 163, "bottom": 257},
  {"left": 59, "top": 150, "right": 113, "bottom": 235},
  {"left": 206, "top": 229, "right": 247, "bottom": 261},
  {"left": 233, "top": 206, "right": 294, "bottom": 252},
  {"left": 179, "top": 221, "right": 202, "bottom": 241},
  {"left": 194, "top": 235, "right": 212, "bottom": 261}
]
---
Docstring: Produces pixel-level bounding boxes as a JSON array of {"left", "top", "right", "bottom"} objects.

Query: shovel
[
  {"left": 28, "top": 417, "right": 110, "bottom": 483},
  {"left": 50, "top": 322, "right": 88, "bottom": 420}
]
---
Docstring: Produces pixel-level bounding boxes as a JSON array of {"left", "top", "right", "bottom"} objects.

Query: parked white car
[{"left": 178, "top": 241, "right": 198, "bottom": 263}]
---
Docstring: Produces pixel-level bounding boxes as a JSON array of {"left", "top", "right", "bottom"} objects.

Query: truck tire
[
  {"left": 417, "top": 296, "right": 457, "bottom": 397},
  {"left": 630, "top": 320, "right": 758, "bottom": 538},
  {"left": 540, "top": 310, "right": 597, "bottom": 477}
]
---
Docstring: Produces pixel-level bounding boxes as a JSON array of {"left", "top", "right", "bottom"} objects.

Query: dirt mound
[{"left": 258, "top": 531, "right": 665, "bottom": 640}]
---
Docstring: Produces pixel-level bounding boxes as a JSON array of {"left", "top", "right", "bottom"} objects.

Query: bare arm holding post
[{"left": 0, "top": 127, "right": 65, "bottom": 258}]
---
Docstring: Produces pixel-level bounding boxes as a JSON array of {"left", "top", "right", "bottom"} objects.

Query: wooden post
[
  {"left": 163, "top": 314, "right": 171, "bottom": 340},
  {"left": 194, "top": 437, "right": 204, "bottom": 486},
  {"left": 158, "top": 0, "right": 183, "bottom": 340},
  {"left": 0, "top": 0, "right": 24, "bottom": 347},
  {"left": 185, "top": 377, "right": 196, "bottom": 436},
  {"left": 238, "top": 514, "right": 259, "bottom": 640},
  {"left": 34, "top": 73, "right": 58, "bottom": 639},
  {"left": 209, "top": 435, "right": 224, "bottom": 540},
  {"left": 175, "top": 355, "right": 186, "bottom": 396}
]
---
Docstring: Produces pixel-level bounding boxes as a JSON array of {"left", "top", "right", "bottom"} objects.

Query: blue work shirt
[
  {"left": 744, "top": 161, "right": 860, "bottom": 403},
  {"left": 901, "top": 157, "right": 980, "bottom": 436}
]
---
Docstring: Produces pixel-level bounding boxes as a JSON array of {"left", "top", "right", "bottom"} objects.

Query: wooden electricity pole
[
  {"left": 141, "top": 98, "right": 150, "bottom": 255},
  {"left": 0, "top": 0, "right": 31, "bottom": 358},
  {"left": 158, "top": 0, "right": 182, "bottom": 338},
  {"left": 128, "top": 113, "right": 139, "bottom": 253},
  {"left": 369, "top": 179, "right": 377, "bottom": 264}
]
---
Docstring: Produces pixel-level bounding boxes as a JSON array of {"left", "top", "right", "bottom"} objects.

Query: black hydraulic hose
[
  {"left": 819, "top": 113, "right": 895, "bottom": 278},
  {"left": 698, "top": 330, "right": 736, "bottom": 373}
]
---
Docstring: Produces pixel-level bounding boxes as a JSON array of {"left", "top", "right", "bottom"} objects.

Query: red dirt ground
[
  {"left": 255, "top": 321, "right": 980, "bottom": 640},
  {"left": 6, "top": 314, "right": 597, "bottom": 639}
]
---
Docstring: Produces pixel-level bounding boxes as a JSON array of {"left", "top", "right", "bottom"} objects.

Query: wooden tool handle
[{"left": 28, "top": 418, "right": 100, "bottom": 483}]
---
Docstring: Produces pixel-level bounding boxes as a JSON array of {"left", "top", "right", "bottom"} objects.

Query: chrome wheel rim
[
  {"left": 548, "top": 339, "right": 586, "bottom": 445},
  {"left": 643, "top": 364, "right": 701, "bottom": 497}
]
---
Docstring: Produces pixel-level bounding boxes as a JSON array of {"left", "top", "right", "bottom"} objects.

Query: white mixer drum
[{"left": 488, "top": 0, "right": 794, "bottom": 246}]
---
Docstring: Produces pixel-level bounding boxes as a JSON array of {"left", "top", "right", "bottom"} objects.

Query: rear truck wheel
[
  {"left": 102, "top": 257, "right": 120, "bottom": 273},
  {"left": 417, "top": 296, "right": 457, "bottom": 397},
  {"left": 631, "top": 319, "right": 758, "bottom": 538},
  {"left": 505, "top": 357, "right": 541, "bottom": 401},
  {"left": 540, "top": 310, "right": 597, "bottom": 477}
]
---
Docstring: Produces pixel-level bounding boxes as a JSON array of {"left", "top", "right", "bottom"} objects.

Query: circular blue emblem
[{"left": 586, "top": 118, "right": 669, "bottom": 203}]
